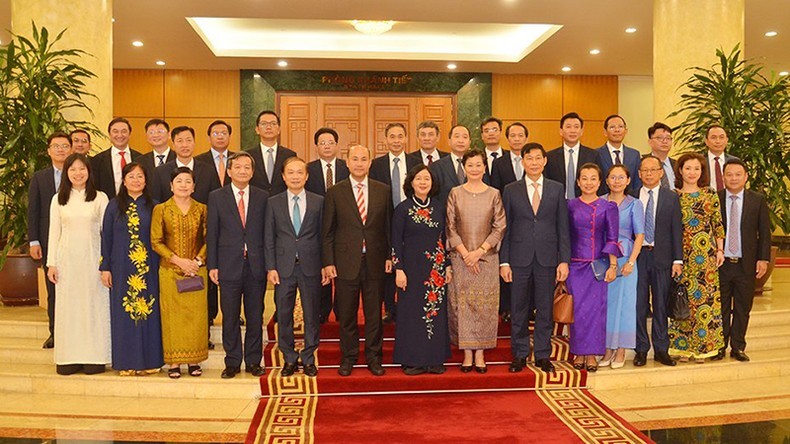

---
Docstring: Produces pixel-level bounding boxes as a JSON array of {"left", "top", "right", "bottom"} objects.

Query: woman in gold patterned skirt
[
  {"left": 151, "top": 167, "right": 209, "bottom": 378},
  {"left": 446, "top": 146, "right": 506, "bottom": 373}
]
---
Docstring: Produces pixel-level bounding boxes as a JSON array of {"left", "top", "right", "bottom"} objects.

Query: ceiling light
[
  {"left": 132, "top": 40, "right": 143, "bottom": 47},
  {"left": 780, "top": 71, "right": 789, "bottom": 77},
  {"left": 253, "top": 73, "right": 261, "bottom": 78},
  {"left": 765, "top": 31, "right": 778, "bottom": 37},
  {"left": 351, "top": 20, "right": 395, "bottom": 35},
  {"left": 112, "top": 18, "right": 116, "bottom": 23},
  {"left": 589, "top": 49, "right": 600, "bottom": 55},
  {"left": 447, "top": 63, "right": 457, "bottom": 70},
  {"left": 155, "top": 60, "right": 165, "bottom": 66},
  {"left": 277, "top": 60, "right": 288, "bottom": 67},
  {"left": 625, "top": 27, "right": 637, "bottom": 34},
  {"left": 561, "top": 66, "right": 571, "bottom": 72}
]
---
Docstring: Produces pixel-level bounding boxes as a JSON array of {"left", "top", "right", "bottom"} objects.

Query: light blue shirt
[
  {"left": 724, "top": 189, "right": 744, "bottom": 258},
  {"left": 211, "top": 148, "right": 229, "bottom": 171}
]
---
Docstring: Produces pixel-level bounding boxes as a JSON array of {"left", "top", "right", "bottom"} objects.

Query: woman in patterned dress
[
  {"left": 392, "top": 165, "right": 452, "bottom": 375},
  {"left": 669, "top": 153, "right": 725, "bottom": 363}
]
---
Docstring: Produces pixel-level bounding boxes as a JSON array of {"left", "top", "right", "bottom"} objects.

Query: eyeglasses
[
  {"left": 49, "top": 143, "right": 71, "bottom": 150},
  {"left": 651, "top": 136, "right": 673, "bottom": 142},
  {"left": 482, "top": 128, "right": 500, "bottom": 134},
  {"left": 211, "top": 131, "right": 229, "bottom": 137},
  {"left": 318, "top": 141, "right": 337, "bottom": 146},
  {"left": 608, "top": 175, "right": 628, "bottom": 181},
  {"left": 147, "top": 129, "right": 167, "bottom": 135},
  {"left": 258, "top": 121, "right": 279, "bottom": 128},
  {"left": 640, "top": 168, "right": 662, "bottom": 173}
]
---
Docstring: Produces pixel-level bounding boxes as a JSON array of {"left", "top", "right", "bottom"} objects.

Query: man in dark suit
[
  {"left": 646, "top": 122, "right": 677, "bottom": 189},
  {"left": 704, "top": 125, "right": 739, "bottom": 192},
  {"left": 500, "top": 143, "right": 570, "bottom": 373},
  {"left": 305, "top": 127, "right": 350, "bottom": 324},
  {"left": 490, "top": 122, "right": 528, "bottom": 192},
  {"left": 545, "top": 112, "right": 599, "bottom": 200},
  {"left": 480, "top": 116, "right": 508, "bottom": 184},
  {"left": 369, "top": 123, "right": 420, "bottom": 323},
  {"left": 28, "top": 132, "right": 72, "bottom": 349},
  {"left": 430, "top": 124, "right": 472, "bottom": 203},
  {"left": 195, "top": 120, "right": 235, "bottom": 188},
  {"left": 322, "top": 145, "right": 393, "bottom": 377},
  {"left": 246, "top": 110, "right": 296, "bottom": 195},
  {"left": 408, "top": 120, "right": 448, "bottom": 166},
  {"left": 265, "top": 157, "right": 325, "bottom": 377},
  {"left": 713, "top": 160, "right": 771, "bottom": 362},
  {"left": 596, "top": 114, "right": 642, "bottom": 194},
  {"left": 207, "top": 151, "right": 269, "bottom": 378},
  {"left": 137, "top": 119, "right": 175, "bottom": 177},
  {"left": 91, "top": 117, "right": 142, "bottom": 199},
  {"left": 152, "top": 126, "right": 221, "bottom": 205},
  {"left": 634, "top": 155, "right": 682, "bottom": 367},
  {"left": 68, "top": 129, "right": 92, "bottom": 156}
]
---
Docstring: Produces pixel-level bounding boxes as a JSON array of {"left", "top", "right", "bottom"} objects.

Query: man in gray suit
[
  {"left": 500, "top": 143, "right": 570, "bottom": 373},
  {"left": 265, "top": 157, "right": 326, "bottom": 377}
]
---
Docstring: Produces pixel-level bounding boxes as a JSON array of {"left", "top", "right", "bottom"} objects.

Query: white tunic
[{"left": 47, "top": 189, "right": 111, "bottom": 365}]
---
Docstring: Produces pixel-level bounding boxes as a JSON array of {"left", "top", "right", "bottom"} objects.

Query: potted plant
[
  {"left": 669, "top": 44, "right": 790, "bottom": 291},
  {"left": 0, "top": 23, "right": 97, "bottom": 305}
]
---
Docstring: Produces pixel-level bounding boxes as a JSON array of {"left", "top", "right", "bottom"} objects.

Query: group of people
[{"left": 26, "top": 109, "right": 771, "bottom": 380}]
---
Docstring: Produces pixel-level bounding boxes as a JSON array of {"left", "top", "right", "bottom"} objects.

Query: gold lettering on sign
[{"left": 320, "top": 74, "right": 413, "bottom": 90}]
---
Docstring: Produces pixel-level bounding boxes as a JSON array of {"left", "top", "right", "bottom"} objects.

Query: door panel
[
  {"left": 368, "top": 97, "right": 416, "bottom": 156},
  {"left": 416, "top": 96, "right": 454, "bottom": 152},
  {"left": 317, "top": 97, "right": 366, "bottom": 159},
  {"left": 280, "top": 96, "right": 315, "bottom": 161}
]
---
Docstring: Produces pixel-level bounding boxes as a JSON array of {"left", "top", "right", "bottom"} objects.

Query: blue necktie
[
  {"left": 54, "top": 169, "right": 62, "bottom": 191},
  {"left": 566, "top": 149, "right": 575, "bottom": 200},
  {"left": 392, "top": 157, "right": 401, "bottom": 204},
  {"left": 645, "top": 190, "right": 655, "bottom": 244},
  {"left": 266, "top": 148, "right": 275, "bottom": 183},
  {"left": 292, "top": 195, "right": 301, "bottom": 235}
]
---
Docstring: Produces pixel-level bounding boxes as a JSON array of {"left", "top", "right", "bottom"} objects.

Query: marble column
[
  {"left": 11, "top": 0, "right": 113, "bottom": 148},
  {"left": 653, "top": 0, "right": 744, "bottom": 129}
]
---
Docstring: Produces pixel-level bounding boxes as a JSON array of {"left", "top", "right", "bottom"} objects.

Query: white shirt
[
  {"left": 111, "top": 146, "right": 130, "bottom": 193},
  {"left": 231, "top": 183, "right": 249, "bottom": 220},
  {"left": 176, "top": 158, "right": 195, "bottom": 170},
  {"left": 563, "top": 143, "right": 581, "bottom": 170},
  {"left": 707, "top": 151, "right": 725, "bottom": 191},
  {"left": 724, "top": 188, "right": 744, "bottom": 258},
  {"left": 152, "top": 147, "right": 171, "bottom": 167},
  {"left": 525, "top": 175, "right": 544, "bottom": 200},
  {"left": 419, "top": 149, "right": 439, "bottom": 166},
  {"left": 320, "top": 158, "right": 338, "bottom": 187},
  {"left": 389, "top": 152, "right": 408, "bottom": 203},
  {"left": 259, "top": 142, "right": 279, "bottom": 175},
  {"left": 606, "top": 142, "right": 624, "bottom": 165},
  {"left": 485, "top": 146, "right": 503, "bottom": 172},
  {"left": 287, "top": 189, "right": 307, "bottom": 226}
]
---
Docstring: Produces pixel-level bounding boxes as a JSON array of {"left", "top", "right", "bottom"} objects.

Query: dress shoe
[
  {"left": 428, "top": 365, "right": 446, "bottom": 374},
  {"left": 711, "top": 349, "right": 726, "bottom": 361},
  {"left": 509, "top": 358, "right": 526, "bottom": 373},
  {"left": 474, "top": 365, "right": 487, "bottom": 374},
  {"left": 303, "top": 364, "right": 318, "bottom": 377},
  {"left": 246, "top": 364, "right": 266, "bottom": 376},
  {"left": 280, "top": 362, "right": 298, "bottom": 377},
  {"left": 56, "top": 364, "right": 83, "bottom": 375},
  {"left": 535, "top": 358, "right": 555, "bottom": 373},
  {"left": 500, "top": 311, "right": 511, "bottom": 323},
  {"left": 403, "top": 366, "right": 426, "bottom": 376},
  {"left": 598, "top": 354, "right": 614, "bottom": 368},
  {"left": 208, "top": 340, "right": 215, "bottom": 350},
  {"left": 654, "top": 352, "right": 677, "bottom": 367},
  {"left": 611, "top": 358, "right": 625, "bottom": 369},
  {"left": 42, "top": 335, "right": 54, "bottom": 349},
  {"left": 319, "top": 314, "right": 328, "bottom": 324},
  {"left": 460, "top": 365, "right": 473, "bottom": 373},
  {"left": 382, "top": 311, "right": 395, "bottom": 324},
  {"left": 337, "top": 362, "right": 353, "bottom": 377},
  {"left": 367, "top": 362, "right": 386, "bottom": 376},
  {"left": 731, "top": 350, "right": 750, "bottom": 362},
  {"left": 221, "top": 367, "right": 241, "bottom": 379},
  {"left": 633, "top": 352, "right": 647, "bottom": 367}
]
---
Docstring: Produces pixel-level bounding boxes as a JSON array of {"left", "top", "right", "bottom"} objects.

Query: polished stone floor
[{"left": 645, "top": 419, "right": 790, "bottom": 443}]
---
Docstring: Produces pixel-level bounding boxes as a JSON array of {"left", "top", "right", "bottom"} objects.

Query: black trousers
[
  {"left": 383, "top": 273, "right": 397, "bottom": 317},
  {"left": 499, "top": 278, "right": 511, "bottom": 314},
  {"left": 719, "top": 260, "right": 755, "bottom": 352},
  {"left": 275, "top": 263, "right": 322, "bottom": 366},
  {"left": 219, "top": 259, "right": 265, "bottom": 368},
  {"left": 334, "top": 256, "right": 384, "bottom": 364},
  {"left": 207, "top": 280, "right": 219, "bottom": 325},
  {"left": 510, "top": 262, "right": 554, "bottom": 360},
  {"left": 636, "top": 249, "right": 672, "bottom": 354},
  {"left": 319, "top": 282, "right": 334, "bottom": 319}
]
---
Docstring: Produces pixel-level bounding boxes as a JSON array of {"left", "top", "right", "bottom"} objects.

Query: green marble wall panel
[{"left": 240, "top": 71, "right": 277, "bottom": 149}]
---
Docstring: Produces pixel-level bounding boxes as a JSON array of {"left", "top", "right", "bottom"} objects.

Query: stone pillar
[
  {"left": 653, "top": 0, "right": 744, "bottom": 128},
  {"left": 11, "top": 0, "right": 113, "bottom": 148}
]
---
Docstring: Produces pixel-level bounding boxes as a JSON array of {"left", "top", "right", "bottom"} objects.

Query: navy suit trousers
[
  {"left": 220, "top": 259, "right": 265, "bottom": 368},
  {"left": 275, "top": 263, "right": 322, "bottom": 365},
  {"left": 636, "top": 249, "right": 672, "bottom": 354},
  {"left": 510, "top": 263, "right": 555, "bottom": 360}
]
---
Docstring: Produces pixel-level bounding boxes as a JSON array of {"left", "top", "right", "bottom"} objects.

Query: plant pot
[
  {"left": 0, "top": 254, "right": 40, "bottom": 306},
  {"left": 754, "top": 246, "right": 779, "bottom": 294}
]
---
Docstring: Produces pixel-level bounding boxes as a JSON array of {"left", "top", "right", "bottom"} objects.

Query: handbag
[
  {"left": 176, "top": 275, "right": 205, "bottom": 293},
  {"left": 668, "top": 275, "right": 691, "bottom": 320},
  {"left": 553, "top": 281, "right": 574, "bottom": 324},
  {"left": 591, "top": 258, "right": 622, "bottom": 281}
]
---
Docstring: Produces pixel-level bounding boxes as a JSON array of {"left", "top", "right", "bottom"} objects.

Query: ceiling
[{"left": 1, "top": 0, "right": 788, "bottom": 76}]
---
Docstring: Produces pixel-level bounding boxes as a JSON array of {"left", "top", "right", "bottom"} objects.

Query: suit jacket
[
  {"left": 206, "top": 185, "right": 269, "bottom": 281},
  {"left": 91, "top": 148, "right": 142, "bottom": 199},
  {"left": 152, "top": 159, "right": 221, "bottom": 205},
  {"left": 490, "top": 151, "right": 523, "bottom": 192},
  {"left": 642, "top": 187, "right": 683, "bottom": 269},
  {"left": 195, "top": 149, "right": 235, "bottom": 187},
  {"left": 545, "top": 145, "right": 599, "bottom": 197},
  {"left": 596, "top": 144, "right": 642, "bottom": 194},
  {"left": 305, "top": 158, "right": 350, "bottom": 196},
  {"left": 718, "top": 189, "right": 771, "bottom": 274},
  {"left": 321, "top": 178, "right": 392, "bottom": 280},
  {"left": 138, "top": 150, "right": 176, "bottom": 179},
  {"left": 245, "top": 145, "right": 296, "bottom": 196},
  {"left": 430, "top": 154, "right": 463, "bottom": 203},
  {"left": 643, "top": 154, "right": 677, "bottom": 188},
  {"left": 264, "top": 191, "right": 324, "bottom": 278},
  {"left": 369, "top": 153, "right": 421, "bottom": 188},
  {"left": 500, "top": 178, "right": 571, "bottom": 268},
  {"left": 27, "top": 167, "right": 58, "bottom": 257},
  {"left": 407, "top": 149, "right": 449, "bottom": 166}
]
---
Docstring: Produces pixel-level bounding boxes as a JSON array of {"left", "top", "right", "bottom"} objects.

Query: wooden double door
[{"left": 279, "top": 94, "right": 455, "bottom": 161}]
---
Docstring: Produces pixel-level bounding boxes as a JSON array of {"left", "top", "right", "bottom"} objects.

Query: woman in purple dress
[{"left": 567, "top": 163, "right": 621, "bottom": 372}]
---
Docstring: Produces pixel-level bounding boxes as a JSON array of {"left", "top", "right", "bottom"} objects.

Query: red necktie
[
  {"left": 714, "top": 156, "right": 724, "bottom": 191},
  {"left": 119, "top": 151, "right": 127, "bottom": 169},
  {"left": 427, "top": 154, "right": 433, "bottom": 165},
  {"left": 237, "top": 190, "right": 246, "bottom": 228}
]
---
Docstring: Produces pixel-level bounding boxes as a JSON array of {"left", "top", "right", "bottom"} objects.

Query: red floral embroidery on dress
[
  {"left": 422, "top": 239, "right": 447, "bottom": 339},
  {"left": 409, "top": 206, "right": 439, "bottom": 228}
]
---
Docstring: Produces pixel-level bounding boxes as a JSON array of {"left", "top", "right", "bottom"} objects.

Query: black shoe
[
  {"left": 428, "top": 365, "right": 446, "bottom": 374},
  {"left": 246, "top": 364, "right": 266, "bottom": 376},
  {"left": 711, "top": 349, "right": 726, "bottom": 361},
  {"left": 303, "top": 364, "right": 318, "bottom": 377},
  {"left": 367, "top": 362, "right": 386, "bottom": 376},
  {"left": 460, "top": 365, "right": 473, "bottom": 373},
  {"left": 474, "top": 365, "right": 487, "bottom": 374},
  {"left": 403, "top": 366, "right": 426, "bottom": 376},
  {"left": 281, "top": 362, "right": 297, "bottom": 377},
  {"left": 500, "top": 311, "right": 511, "bottom": 323},
  {"left": 319, "top": 314, "right": 328, "bottom": 324},
  {"left": 535, "top": 358, "right": 555, "bottom": 373},
  {"left": 208, "top": 340, "right": 215, "bottom": 350},
  {"left": 654, "top": 351, "right": 677, "bottom": 367},
  {"left": 338, "top": 362, "right": 353, "bottom": 377},
  {"left": 42, "top": 335, "right": 54, "bottom": 349},
  {"left": 509, "top": 358, "right": 526, "bottom": 373},
  {"left": 633, "top": 351, "right": 647, "bottom": 367},
  {"left": 382, "top": 311, "right": 395, "bottom": 324},
  {"left": 731, "top": 350, "right": 750, "bottom": 362},
  {"left": 221, "top": 366, "right": 241, "bottom": 379},
  {"left": 56, "top": 364, "right": 82, "bottom": 375}
]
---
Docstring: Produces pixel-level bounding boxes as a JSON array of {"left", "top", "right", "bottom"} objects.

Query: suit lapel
[{"left": 226, "top": 186, "right": 245, "bottom": 230}]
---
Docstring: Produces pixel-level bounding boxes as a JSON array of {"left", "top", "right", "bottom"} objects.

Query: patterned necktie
[
  {"left": 266, "top": 148, "right": 275, "bottom": 183},
  {"left": 456, "top": 158, "right": 466, "bottom": 184},
  {"left": 426, "top": 154, "right": 433, "bottom": 165},
  {"left": 714, "top": 156, "right": 724, "bottom": 191},
  {"left": 392, "top": 158, "right": 402, "bottom": 204},
  {"left": 614, "top": 150, "right": 622, "bottom": 165},
  {"left": 218, "top": 153, "right": 225, "bottom": 186},
  {"left": 356, "top": 183, "right": 367, "bottom": 223},
  {"left": 156, "top": 154, "right": 165, "bottom": 167},
  {"left": 645, "top": 190, "right": 655, "bottom": 244},
  {"left": 566, "top": 149, "right": 575, "bottom": 200},
  {"left": 325, "top": 163, "right": 333, "bottom": 191},
  {"left": 119, "top": 151, "right": 127, "bottom": 169},
  {"left": 531, "top": 182, "right": 540, "bottom": 214},
  {"left": 292, "top": 195, "right": 302, "bottom": 235},
  {"left": 237, "top": 190, "right": 246, "bottom": 228},
  {"left": 728, "top": 195, "right": 740, "bottom": 255}
]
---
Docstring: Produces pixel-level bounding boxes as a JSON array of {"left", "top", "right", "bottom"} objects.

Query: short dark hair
[
  {"left": 256, "top": 110, "right": 280, "bottom": 126},
  {"left": 385, "top": 122, "right": 407, "bottom": 136},
  {"left": 58, "top": 153, "right": 97, "bottom": 205},
  {"left": 604, "top": 114, "right": 627, "bottom": 129},
  {"left": 108, "top": 117, "right": 132, "bottom": 133},
  {"left": 722, "top": 158, "right": 747, "bottom": 174},
  {"left": 560, "top": 112, "right": 584, "bottom": 128},
  {"left": 462, "top": 149, "right": 486, "bottom": 166},
  {"left": 403, "top": 164, "right": 439, "bottom": 199},
  {"left": 480, "top": 116, "right": 502, "bottom": 131},
  {"left": 416, "top": 120, "right": 440, "bottom": 134},
  {"left": 282, "top": 156, "right": 307, "bottom": 173},
  {"left": 68, "top": 129, "right": 91, "bottom": 143},
  {"left": 520, "top": 142, "right": 546, "bottom": 158},
  {"left": 227, "top": 151, "right": 255, "bottom": 170},
  {"left": 705, "top": 124, "right": 726, "bottom": 138},
  {"left": 448, "top": 124, "right": 470, "bottom": 139},
  {"left": 505, "top": 122, "right": 528, "bottom": 139},
  {"left": 171, "top": 126, "right": 195, "bottom": 140},
  {"left": 674, "top": 152, "right": 710, "bottom": 189},
  {"left": 576, "top": 162, "right": 603, "bottom": 183},
  {"left": 648, "top": 121, "right": 672, "bottom": 139},
  {"left": 48, "top": 132, "right": 71, "bottom": 146},
  {"left": 207, "top": 120, "right": 232, "bottom": 136},
  {"left": 145, "top": 118, "right": 170, "bottom": 132},
  {"left": 170, "top": 166, "right": 194, "bottom": 183},
  {"left": 314, "top": 127, "right": 339, "bottom": 144}
]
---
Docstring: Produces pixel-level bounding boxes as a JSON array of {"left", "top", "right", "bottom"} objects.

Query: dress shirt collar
[
  {"left": 320, "top": 158, "right": 337, "bottom": 169},
  {"left": 349, "top": 176, "right": 368, "bottom": 189},
  {"left": 111, "top": 146, "right": 130, "bottom": 155},
  {"left": 641, "top": 184, "right": 661, "bottom": 198},
  {"left": 211, "top": 147, "right": 229, "bottom": 161},
  {"left": 606, "top": 141, "right": 624, "bottom": 152},
  {"left": 231, "top": 183, "right": 249, "bottom": 196},
  {"left": 389, "top": 151, "right": 406, "bottom": 164},
  {"left": 485, "top": 146, "right": 503, "bottom": 157},
  {"left": 525, "top": 175, "right": 544, "bottom": 188},
  {"left": 726, "top": 188, "right": 745, "bottom": 201},
  {"left": 563, "top": 143, "right": 580, "bottom": 152},
  {"left": 287, "top": 188, "right": 307, "bottom": 201},
  {"left": 450, "top": 153, "right": 463, "bottom": 165},
  {"left": 708, "top": 150, "right": 725, "bottom": 162},
  {"left": 176, "top": 158, "right": 194, "bottom": 170},
  {"left": 260, "top": 142, "right": 278, "bottom": 154}
]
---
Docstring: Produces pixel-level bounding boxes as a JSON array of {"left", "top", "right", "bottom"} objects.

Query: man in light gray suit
[{"left": 264, "top": 157, "right": 326, "bottom": 377}]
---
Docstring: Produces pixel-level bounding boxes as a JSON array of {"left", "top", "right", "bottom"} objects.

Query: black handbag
[{"left": 669, "top": 275, "right": 691, "bottom": 320}]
